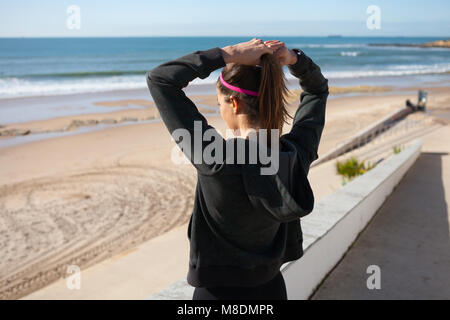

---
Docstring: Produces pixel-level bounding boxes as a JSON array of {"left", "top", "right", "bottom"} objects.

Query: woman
[{"left": 146, "top": 38, "right": 328, "bottom": 300}]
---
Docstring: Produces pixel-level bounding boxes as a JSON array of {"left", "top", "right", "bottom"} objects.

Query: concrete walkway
[{"left": 312, "top": 124, "right": 450, "bottom": 300}]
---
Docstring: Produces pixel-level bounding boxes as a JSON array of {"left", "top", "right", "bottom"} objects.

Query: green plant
[
  {"left": 393, "top": 145, "right": 404, "bottom": 154},
  {"left": 336, "top": 156, "right": 377, "bottom": 185}
]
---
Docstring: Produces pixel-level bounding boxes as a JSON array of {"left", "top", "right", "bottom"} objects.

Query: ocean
[{"left": 0, "top": 37, "right": 449, "bottom": 99}]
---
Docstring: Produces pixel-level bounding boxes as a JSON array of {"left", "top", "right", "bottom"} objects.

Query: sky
[{"left": 0, "top": 0, "right": 449, "bottom": 37}]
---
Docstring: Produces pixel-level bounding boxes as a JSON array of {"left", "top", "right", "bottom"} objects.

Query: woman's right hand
[
  {"left": 263, "top": 40, "right": 298, "bottom": 66},
  {"left": 221, "top": 38, "right": 274, "bottom": 66}
]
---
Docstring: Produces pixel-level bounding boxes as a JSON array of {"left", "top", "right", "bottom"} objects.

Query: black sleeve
[
  {"left": 146, "top": 47, "right": 227, "bottom": 175},
  {"left": 282, "top": 48, "right": 329, "bottom": 175}
]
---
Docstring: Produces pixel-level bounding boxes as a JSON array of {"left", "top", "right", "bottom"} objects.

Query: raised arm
[
  {"left": 146, "top": 39, "right": 275, "bottom": 174},
  {"left": 146, "top": 47, "right": 227, "bottom": 174},
  {"left": 283, "top": 48, "right": 329, "bottom": 175}
]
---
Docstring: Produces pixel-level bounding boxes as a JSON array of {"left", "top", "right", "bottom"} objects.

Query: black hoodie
[{"left": 146, "top": 46, "right": 328, "bottom": 288}]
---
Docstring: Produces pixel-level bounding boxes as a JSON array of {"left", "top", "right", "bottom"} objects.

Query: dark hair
[{"left": 216, "top": 53, "right": 292, "bottom": 139}]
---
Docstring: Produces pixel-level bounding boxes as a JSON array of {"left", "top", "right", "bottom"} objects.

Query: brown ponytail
[
  {"left": 257, "top": 53, "right": 291, "bottom": 135},
  {"left": 217, "top": 53, "right": 291, "bottom": 142}
]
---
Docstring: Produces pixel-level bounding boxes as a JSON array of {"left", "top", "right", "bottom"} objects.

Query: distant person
[{"left": 146, "top": 38, "right": 328, "bottom": 300}]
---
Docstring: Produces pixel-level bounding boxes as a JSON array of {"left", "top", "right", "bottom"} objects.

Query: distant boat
[{"left": 327, "top": 35, "right": 343, "bottom": 38}]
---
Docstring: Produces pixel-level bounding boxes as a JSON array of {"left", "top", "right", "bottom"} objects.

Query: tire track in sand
[{"left": 0, "top": 165, "right": 196, "bottom": 299}]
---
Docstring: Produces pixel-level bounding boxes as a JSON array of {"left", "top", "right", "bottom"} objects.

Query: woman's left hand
[{"left": 221, "top": 38, "right": 274, "bottom": 65}]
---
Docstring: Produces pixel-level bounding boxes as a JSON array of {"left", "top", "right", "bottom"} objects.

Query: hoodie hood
[{"left": 242, "top": 138, "right": 315, "bottom": 223}]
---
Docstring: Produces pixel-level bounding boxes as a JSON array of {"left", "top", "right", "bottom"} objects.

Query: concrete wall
[{"left": 148, "top": 138, "right": 423, "bottom": 300}]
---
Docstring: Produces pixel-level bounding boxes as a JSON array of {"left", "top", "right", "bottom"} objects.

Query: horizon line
[{"left": 0, "top": 35, "right": 448, "bottom": 39}]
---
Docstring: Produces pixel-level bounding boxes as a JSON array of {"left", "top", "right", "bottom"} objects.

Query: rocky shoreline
[
  {"left": 369, "top": 40, "right": 450, "bottom": 49},
  {"left": 0, "top": 115, "right": 157, "bottom": 137},
  {"left": 0, "top": 86, "right": 388, "bottom": 139},
  {"left": 0, "top": 98, "right": 220, "bottom": 138}
]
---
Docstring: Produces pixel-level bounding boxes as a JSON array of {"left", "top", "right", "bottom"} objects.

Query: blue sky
[{"left": 0, "top": 0, "right": 449, "bottom": 37}]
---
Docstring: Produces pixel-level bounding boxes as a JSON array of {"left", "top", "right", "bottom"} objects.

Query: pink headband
[{"left": 219, "top": 72, "right": 259, "bottom": 97}]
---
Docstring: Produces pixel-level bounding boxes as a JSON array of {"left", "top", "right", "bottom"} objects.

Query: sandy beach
[{"left": 0, "top": 83, "right": 449, "bottom": 299}]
